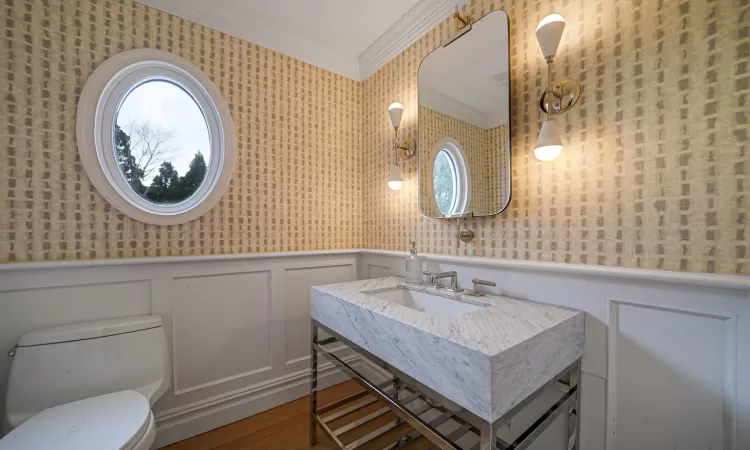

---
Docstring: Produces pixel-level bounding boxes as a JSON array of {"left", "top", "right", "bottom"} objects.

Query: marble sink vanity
[{"left": 309, "top": 276, "right": 585, "bottom": 450}]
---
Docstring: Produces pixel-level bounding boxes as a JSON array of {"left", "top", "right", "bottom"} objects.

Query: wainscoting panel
[
  {"left": 357, "top": 252, "right": 402, "bottom": 280},
  {"left": 607, "top": 300, "right": 737, "bottom": 450},
  {"left": 172, "top": 271, "right": 273, "bottom": 395},
  {"left": 283, "top": 263, "right": 357, "bottom": 373},
  {"left": 366, "top": 263, "right": 394, "bottom": 279}
]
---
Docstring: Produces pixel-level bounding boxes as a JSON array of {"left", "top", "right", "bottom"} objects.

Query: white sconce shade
[
  {"left": 535, "top": 14, "right": 566, "bottom": 59},
  {"left": 388, "top": 165, "right": 404, "bottom": 190},
  {"left": 534, "top": 120, "right": 564, "bottom": 161},
  {"left": 388, "top": 102, "right": 404, "bottom": 129}
]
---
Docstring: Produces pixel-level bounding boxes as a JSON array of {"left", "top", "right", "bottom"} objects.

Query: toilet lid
[{"left": 0, "top": 390, "right": 152, "bottom": 450}]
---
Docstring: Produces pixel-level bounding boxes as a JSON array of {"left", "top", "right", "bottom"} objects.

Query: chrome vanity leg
[
  {"left": 568, "top": 359, "right": 582, "bottom": 450},
  {"left": 479, "top": 421, "right": 497, "bottom": 450},
  {"left": 310, "top": 321, "right": 318, "bottom": 445}
]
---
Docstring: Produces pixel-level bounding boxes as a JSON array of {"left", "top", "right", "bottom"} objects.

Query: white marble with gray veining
[{"left": 311, "top": 277, "right": 584, "bottom": 423}]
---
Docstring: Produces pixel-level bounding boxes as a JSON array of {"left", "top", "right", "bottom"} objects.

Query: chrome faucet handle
[
  {"left": 422, "top": 271, "right": 439, "bottom": 287},
  {"left": 434, "top": 271, "right": 463, "bottom": 293},
  {"left": 465, "top": 278, "right": 496, "bottom": 297}
]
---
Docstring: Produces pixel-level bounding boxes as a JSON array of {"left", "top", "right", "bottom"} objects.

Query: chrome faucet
[
  {"left": 422, "top": 271, "right": 440, "bottom": 288},
  {"left": 465, "top": 278, "right": 496, "bottom": 297},
  {"left": 433, "top": 271, "right": 462, "bottom": 293}
]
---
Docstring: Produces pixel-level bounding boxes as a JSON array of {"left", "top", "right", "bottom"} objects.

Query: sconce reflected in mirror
[
  {"left": 387, "top": 102, "right": 416, "bottom": 191},
  {"left": 534, "top": 14, "right": 581, "bottom": 161}
]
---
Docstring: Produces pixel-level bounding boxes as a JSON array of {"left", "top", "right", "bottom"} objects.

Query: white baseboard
[{"left": 153, "top": 355, "right": 386, "bottom": 448}]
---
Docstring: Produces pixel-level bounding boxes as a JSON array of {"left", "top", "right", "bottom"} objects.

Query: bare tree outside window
[
  {"left": 114, "top": 80, "right": 211, "bottom": 206},
  {"left": 122, "top": 120, "right": 176, "bottom": 180}
]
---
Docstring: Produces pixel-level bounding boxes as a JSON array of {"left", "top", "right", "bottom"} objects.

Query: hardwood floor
[{"left": 163, "top": 381, "right": 436, "bottom": 450}]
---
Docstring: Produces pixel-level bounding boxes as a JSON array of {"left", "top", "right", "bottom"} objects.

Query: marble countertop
[{"left": 311, "top": 277, "right": 584, "bottom": 423}]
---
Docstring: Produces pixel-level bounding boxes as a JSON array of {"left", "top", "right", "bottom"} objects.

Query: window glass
[
  {"left": 433, "top": 149, "right": 457, "bottom": 215},
  {"left": 115, "top": 80, "right": 211, "bottom": 205}
]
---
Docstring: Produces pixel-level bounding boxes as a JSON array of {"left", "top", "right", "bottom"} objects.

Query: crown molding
[
  {"left": 358, "top": 0, "right": 469, "bottom": 80},
  {"left": 137, "top": 0, "right": 470, "bottom": 81},
  {"left": 420, "top": 86, "right": 498, "bottom": 128}
]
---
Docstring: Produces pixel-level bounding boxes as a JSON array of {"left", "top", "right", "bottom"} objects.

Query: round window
[
  {"left": 430, "top": 138, "right": 470, "bottom": 217},
  {"left": 77, "top": 49, "right": 235, "bottom": 225},
  {"left": 433, "top": 150, "right": 458, "bottom": 215},
  {"left": 115, "top": 80, "right": 211, "bottom": 206}
]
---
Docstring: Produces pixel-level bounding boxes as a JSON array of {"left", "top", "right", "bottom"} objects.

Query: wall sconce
[
  {"left": 534, "top": 14, "right": 581, "bottom": 161},
  {"left": 387, "top": 102, "right": 416, "bottom": 190}
]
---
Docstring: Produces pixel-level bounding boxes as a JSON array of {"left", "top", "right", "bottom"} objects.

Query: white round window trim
[
  {"left": 429, "top": 137, "right": 471, "bottom": 217},
  {"left": 77, "top": 49, "right": 235, "bottom": 226}
]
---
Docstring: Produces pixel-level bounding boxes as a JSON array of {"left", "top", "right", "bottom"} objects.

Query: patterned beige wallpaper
[
  {"left": 418, "top": 105, "right": 508, "bottom": 216},
  {"left": 485, "top": 123, "right": 508, "bottom": 215},
  {"left": 363, "top": 0, "right": 750, "bottom": 275},
  {"left": 0, "top": 0, "right": 363, "bottom": 262},
  {"left": 1, "top": 0, "right": 748, "bottom": 275}
]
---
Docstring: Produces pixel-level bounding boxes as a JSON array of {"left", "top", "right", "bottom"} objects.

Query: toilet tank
[{"left": 4, "top": 315, "right": 170, "bottom": 432}]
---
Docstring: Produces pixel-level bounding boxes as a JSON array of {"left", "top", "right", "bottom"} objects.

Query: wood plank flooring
[{"left": 163, "top": 381, "right": 436, "bottom": 450}]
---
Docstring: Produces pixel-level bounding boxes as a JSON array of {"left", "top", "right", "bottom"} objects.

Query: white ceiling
[{"left": 137, "top": 0, "right": 468, "bottom": 80}]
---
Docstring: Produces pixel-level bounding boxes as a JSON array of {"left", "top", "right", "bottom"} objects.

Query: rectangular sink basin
[{"left": 370, "top": 288, "right": 484, "bottom": 318}]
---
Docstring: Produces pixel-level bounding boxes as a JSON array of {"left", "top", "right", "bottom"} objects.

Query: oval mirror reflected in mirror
[
  {"left": 430, "top": 139, "right": 470, "bottom": 216},
  {"left": 433, "top": 150, "right": 457, "bottom": 215}
]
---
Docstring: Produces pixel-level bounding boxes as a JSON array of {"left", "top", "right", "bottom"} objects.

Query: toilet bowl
[
  {"left": 0, "top": 391, "right": 155, "bottom": 450},
  {"left": 1, "top": 316, "right": 170, "bottom": 449}
]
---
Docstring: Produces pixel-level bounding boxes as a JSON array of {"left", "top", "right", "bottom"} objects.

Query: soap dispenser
[{"left": 405, "top": 241, "right": 422, "bottom": 284}]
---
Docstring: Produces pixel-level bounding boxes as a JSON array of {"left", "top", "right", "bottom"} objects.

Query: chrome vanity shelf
[{"left": 310, "top": 320, "right": 581, "bottom": 450}]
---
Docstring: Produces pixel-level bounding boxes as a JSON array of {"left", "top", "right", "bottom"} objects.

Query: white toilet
[{"left": 1, "top": 315, "right": 170, "bottom": 449}]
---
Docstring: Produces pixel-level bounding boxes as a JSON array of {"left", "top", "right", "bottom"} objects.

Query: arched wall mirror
[{"left": 418, "top": 10, "right": 511, "bottom": 218}]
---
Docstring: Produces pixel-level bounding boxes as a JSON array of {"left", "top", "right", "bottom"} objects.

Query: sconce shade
[
  {"left": 388, "top": 102, "right": 404, "bottom": 129},
  {"left": 388, "top": 165, "right": 404, "bottom": 190},
  {"left": 535, "top": 14, "right": 566, "bottom": 59},
  {"left": 534, "top": 120, "right": 564, "bottom": 161}
]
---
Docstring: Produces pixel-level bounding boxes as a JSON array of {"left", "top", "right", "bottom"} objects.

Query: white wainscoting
[
  {"left": 1, "top": 249, "right": 748, "bottom": 449},
  {"left": 358, "top": 250, "right": 750, "bottom": 450},
  {"left": 0, "top": 251, "right": 369, "bottom": 447}
]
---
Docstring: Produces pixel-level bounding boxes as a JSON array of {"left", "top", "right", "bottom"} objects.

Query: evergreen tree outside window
[{"left": 114, "top": 80, "right": 211, "bottom": 206}]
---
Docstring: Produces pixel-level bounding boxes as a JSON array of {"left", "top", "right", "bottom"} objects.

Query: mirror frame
[{"left": 417, "top": 10, "right": 512, "bottom": 219}]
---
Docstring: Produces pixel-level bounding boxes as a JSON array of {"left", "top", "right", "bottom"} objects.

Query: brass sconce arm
[
  {"left": 396, "top": 136, "right": 416, "bottom": 161},
  {"left": 539, "top": 51, "right": 581, "bottom": 116},
  {"left": 453, "top": 11, "right": 472, "bottom": 29}
]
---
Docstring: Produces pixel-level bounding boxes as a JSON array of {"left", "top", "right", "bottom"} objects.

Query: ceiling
[{"left": 137, "top": 0, "right": 465, "bottom": 80}]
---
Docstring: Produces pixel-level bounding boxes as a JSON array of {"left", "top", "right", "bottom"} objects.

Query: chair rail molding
[{"left": 2, "top": 249, "right": 749, "bottom": 291}]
